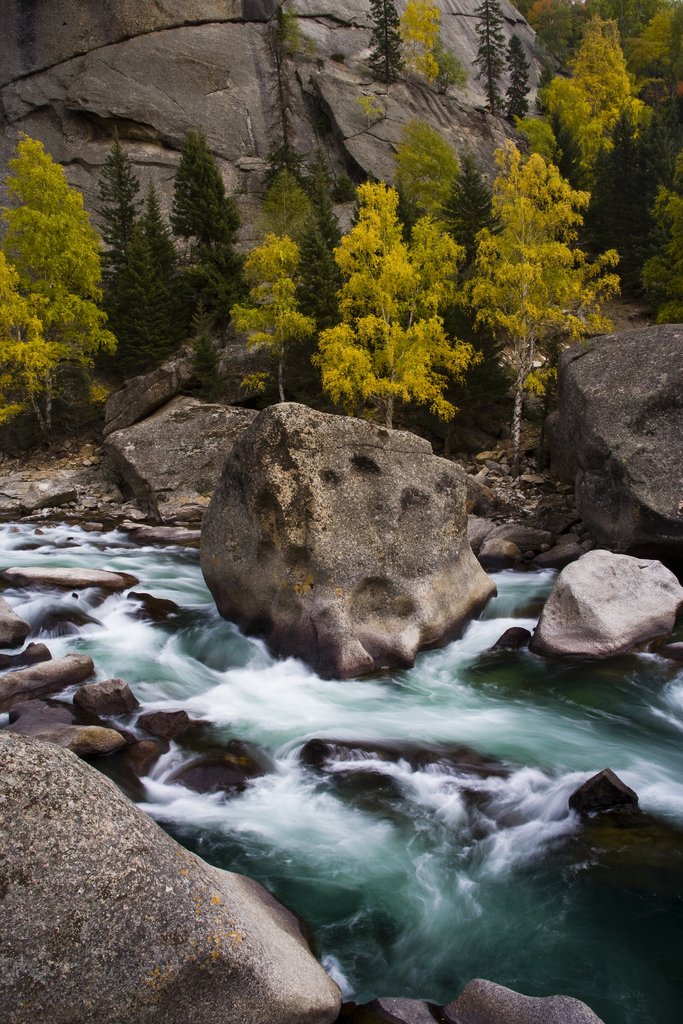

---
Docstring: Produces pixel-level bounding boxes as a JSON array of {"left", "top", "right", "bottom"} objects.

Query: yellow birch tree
[
  {"left": 314, "top": 181, "right": 476, "bottom": 428},
  {"left": 400, "top": 0, "right": 441, "bottom": 81},
  {"left": 393, "top": 121, "right": 459, "bottom": 217}
]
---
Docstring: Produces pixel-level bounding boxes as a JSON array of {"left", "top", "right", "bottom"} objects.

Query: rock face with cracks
[
  {"left": 530, "top": 550, "right": 683, "bottom": 659},
  {"left": 0, "top": 731, "right": 342, "bottom": 1024},
  {"left": 201, "top": 403, "right": 495, "bottom": 678}
]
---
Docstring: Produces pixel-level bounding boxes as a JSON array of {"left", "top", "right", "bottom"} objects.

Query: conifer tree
[
  {"left": 298, "top": 149, "right": 342, "bottom": 330},
  {"left": 188, "top": 301, "right": 222, "bottom": 400},
  {"left": 442, "top": 152, "right": 498, "bottom": 267},
  {"left": 96, "top": 130, "right": 141, "bottom": 282},
  {"left": 505, "top": 35, "right": 531, "bottom": 120},
  {"left": 473, "top": 0, "right": 507, "bottom": 115},
  {"left": 140, "top": 180, "right": 176, "bottom": 280},
  {"left": 114, "top": 229, "right": 174, "bottom": 372},
  {"left": 368, "top": 0, "right": 405, "bottom": 84}
]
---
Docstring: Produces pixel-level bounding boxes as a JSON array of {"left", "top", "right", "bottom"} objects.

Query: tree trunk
[
  {"left": 385, "top": 394, "right": 393, "bottom": 429},
  {"left": 45, "top": 369, "right": 53, "bottom": 434},
  {"left": 512, "top": 376, "right": 524, "bottom": 470},
  {"left": 277, "top": 356, "right": 285, "bottom": 403}
]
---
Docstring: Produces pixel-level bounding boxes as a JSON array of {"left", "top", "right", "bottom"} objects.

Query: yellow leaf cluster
[
  {"left": 315, "top": 182, "right": 475, "bottom": 427},
  {"left": 393, "top": 121, "right": 459, "bottom": 217},
  {"left": 400, "top": 0, "right": 440, "bottom": 82}
]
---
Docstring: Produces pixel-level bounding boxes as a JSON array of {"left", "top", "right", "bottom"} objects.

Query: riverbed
[{"left": 1, "top": 520, "right": 682, "bottom": 1024}]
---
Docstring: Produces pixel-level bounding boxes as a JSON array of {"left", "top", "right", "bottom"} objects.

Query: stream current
[{"left": 1, "top": 521, "right": 682, "bottom": 1023}]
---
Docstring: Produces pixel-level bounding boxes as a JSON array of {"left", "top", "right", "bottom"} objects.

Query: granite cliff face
[{"left": 2, "top": 0, "right": 541, "bottom": 243}]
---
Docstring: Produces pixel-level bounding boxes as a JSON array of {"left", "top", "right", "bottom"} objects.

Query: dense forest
[{"left": 2, "top": 0, "right": 683, "bottom": 464}]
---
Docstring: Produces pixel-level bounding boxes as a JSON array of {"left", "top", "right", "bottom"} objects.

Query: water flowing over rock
[
  {"left": 529, "top": 550, "right": 683, "bottom": 659},
  {"left": 547, "top": 326, "right": 683, "bottom": 566},
  {"left": 0, "top": 654, "right": 95, "bottom": 712},
  {"left": 201, "top": 403, "right": 496, "bottom": 678},
  {"left": 0, "top": 596, "right": 30, "bottom": 648},
  {"left": 0, "top": 731, "right": 342, "bottom": 1024},
  {"left": 104, "top": 397, "right": 258, "bottom": 521},
  {"left": 442, "top": 978, "right": 605, "bottom": 1024}
]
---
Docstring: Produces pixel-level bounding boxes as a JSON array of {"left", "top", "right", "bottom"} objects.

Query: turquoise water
[{"left": 1, "top": 521, "right": 682, "bottom": 1023}]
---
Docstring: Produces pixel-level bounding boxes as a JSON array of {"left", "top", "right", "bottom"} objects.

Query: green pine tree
[
  {"left": 505, "top": 35, "right": 531, "bottom": 120},
  {"left": 298, "top": 149, "right": 342, "bottom": 330},
  {"left": 473, "top": 0, "right": 507, "bottom": 115},
  {"left": 441, "top": 151, "right": 499, "bottom": 267},
  {"left": 549, "top": 111, "right": 586, "bottom": 190},
  {"left": 367, "top": 0, "right": 404, "bottom": 84},
  {"left": 114, "top": 228, "right": 174, "bottom": 373},
  {"left": 171, "top": 128, "right": 244, "bottom": 325},
  {"left": 188, "top": 301, "right": 222, "bottom": 400},
  {"left": 140, "top": 180, "right": 176, "bottom": 280},
  {"left": 96, "top": 129, "right": 141, "bottom": 282}
]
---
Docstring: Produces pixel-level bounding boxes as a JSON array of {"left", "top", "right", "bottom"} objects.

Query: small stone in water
[
  {"left": 492, "top": 627, "right": 532, "bottom": 650},
  {"left": 568, "top": 768, "right": 638, "bottom": 816},
  {"left": 137, "top": 709, "right": 192, "bottom": 739}
]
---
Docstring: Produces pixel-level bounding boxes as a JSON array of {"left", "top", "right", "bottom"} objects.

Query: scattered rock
[
  {"left": 137, "top": 708, "right": 192, "bottom": 739},
  {"left": 486, "top": 523, "right": 556, "bottom": 552},
  {"left": 530, "top": 550, "right": 683, "bottom": 658},
  {"left": 0, "top": 732, "right": 342, "bottom": 1024},
  {"left": 103, "top": 396, "right": 258, "bottom": 521},
  {"left": 4, "top": 700, "right": 126, "bottom": 756},
  {"left": 658, "top": 642, "right": 683, "bottom": 661},
  {"left": 103, "top": 352, "right": 193, "bottom": 436},
  {"left": 123, "top": 738, "right": 167, "bottom": 776},
  {"left": 466, "top": 516, "right": 495, "bottom": 555},
  {"left": 533, "top": 496, "right": 582, "bottom": 536},
  {"left": 442, "top": 978, "right": 605, "bottom": 1024},
  {"left": 548, "top": 325, "right": 683, "bottom": 565},
  {"left": 81, "top": 521, "right": 104, "bottom": 532},
  {"left": 492, "top": 627, "right": 532, "bottom": 650},
  {"left": 73, "top": 678, "right": 140, "bottom": 717},
  {"left": 168, "top": 742, "right": 269, "bottom": 794},
  {"left": 0, "top": 653, "right": 95, "bottom": 712},
  {"left": 532, "top": 538, "right": 584, "bottom": 571},
  {"left": 19, "top": 479, "right": 77, "bottom": 513},
  {"left": 477, "top": 537, "right": 522, "bottom": 570},
  {"left": 568, "top": 768, "right": 639, "bottom": 816},
  {"left": 2, "top": 566, "right": 139, "bottom": 590},
  {"left": 0, "top": 641, "right": 51, "bottom": 670},
  {"left": 0, "top": 595, "right": 30, "bottom": 648},
  {"left": 127, "top": 591, "right": 180, "bottom": 622},
  {"left": 130, "top": 525, "right": 202, "bottom": 544},
  {"left": 201, "top": 403, "right": 496, "bottom": 679},
  {"left": 465, "top": 475, "right": 498, "bottom": 517}
]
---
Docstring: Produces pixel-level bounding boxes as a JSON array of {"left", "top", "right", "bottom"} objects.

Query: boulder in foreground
[
  {"left": 529, "top": 550, "right": 683, "bottom": 658},
  {"left": 2, "top": 566, "right": 139, "bottom": 590},
  {"left": 442, "top": 978, "right": 605, "bottom": 1023},
  {"left": 0, "top": 732, "right": 342, "bottom": 1024},
  {"left": 201, "top": 404, "right": 495, "bottom": 678},
  {"left": 568, "top": 768, "right": 638, "bottom": 816},
  {"left": 0, "top": 653, "right": 94, "bottom": 712},
  {"left": 0, "top": 596, "right": 30, "bottom": 648}
]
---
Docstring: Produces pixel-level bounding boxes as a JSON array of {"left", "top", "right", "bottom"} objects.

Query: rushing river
[{"left": 1, "top": 520, "right": 682, "bottom": 1023}]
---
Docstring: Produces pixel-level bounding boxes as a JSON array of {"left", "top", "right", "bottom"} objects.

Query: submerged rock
[
  {"left": 442, "top": 978, "right": 605, "bottom": 1024},
  {"left": 299, "top": 739, "right": 508, "bottom": 780},
  {"left": 568, "top": 768, "right": 639, "bottom": 816},
  {"left": 657, "top": 642, "right": 683, "bottom": 661},
  {"left": 73, "top": 678, "right": 140, "bottom": 717},
  {"left": 0, "top": 653, "right": 94, "bottom": 712},
  {"left": 201, "top": 403, "right": 495, "bottom": 679},
  {"left": 0, "top": 732, "right": 342, "bottom": 1024},
  {"left": 0, "top": 595, "right": 30, "bottom": 648},
  {"left": 129, "top": 525, "right": 202, "bottom": 544},
  {"left": 529, "top": 550, "right": 683, "bottom": 658},
  {"left": 492, "top": 626, "right": 532, "bottom": 650},
  {"left": 168, "top": 741, "right": 270, "bottom": 794},
  {"left": 123, "top": 738, "right": 167, "bottom": 776},
  {"left": 126, "top": 591, "right": 180, "bottom": 622},
  {"left": 2, "top": 566, "right": 139, "bottom": 590}
]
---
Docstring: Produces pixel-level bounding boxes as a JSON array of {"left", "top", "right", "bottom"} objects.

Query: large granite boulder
[
  {"left": 0, "top": 731, "right": 341, "bottom": 1024},
  {"left": 547, "top": 326, "right": 683, "bottom": 565},
  {"left": 201, "top": 403, "right": 495, "bottom": 678},
  {"left": 19, "top": 478, "right": 78, "bottom": 512},
  {"left": 442, "top": 979, "right": 605, "bottom": 1024},
  {"left": 103, "top": 353, "right": 194, "bottom": 436},
  {"left": 103, "top": 397, "right": 258, "bottom": 521},
  {"left": 530, "top": 550, "right": 683, "bottom": 659}
]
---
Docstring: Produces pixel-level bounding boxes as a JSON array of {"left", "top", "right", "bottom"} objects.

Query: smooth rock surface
[
  {"left": 104, "top": 397, "right": 258, "bottom": 521},
  {"left": 2, "top": 566, "right": 139, "bottom": 590},
  {"left": 0, "top": 595, "right": 30, "bottom": 648},
  {"left": 103, "top": 353, "right": 194, "bottom": 436},
  {"left": 465, "top": 475, "right": 499, "bottom": 517},
  {"left": 73, "top": 678, "right": 140, "bottom": 716},
  {"left": 486, "top": 523, "right": 556, "bottom": 552},
  {"left": 477, "top": 537, "right": 522, "bottom": 570},
  {"left": 530, "top": 550, "right": 683, "bottom": 658},
  {"left": 658, "top": 641, "right": 683, "bottom": 661},
  {"left": 348, "top": 997, "right": 438, "bottom": 1024},
  {"left": 0, "top": 641, "right": 51, "bottom": 670},
  {"left": 19, "top": 478, "right": 77, "bottom": 512},
  {"left": 6, "top": 705, "right": 127, "bottom": 755},
  {"left": 467, "top": 516, "right": 495, "bottom": 555},
  {"left": 0, "top": 653, "right": 95, "bottom": 712},
  {"left": 443, "top": 978, "right": 605, "bottom": 1024},
  {"left": 137, "top": 709, "right": 192, "bottom": 739},
  {"left": 201, "top": 403, "right": 496, "bottom": 678},
  {"left": 532, "top": 539, "right": 584, "bottom": 571},
  {"left": 568, "top": 768, "right": 639, "bottom": 816},
  {"left": 547, "top": 326, "right": 683, "bottom": 564},
  {"left": 492, "top": 626, "right": 532, "bottom": 650},
  {"left": 0, "top": 731, "right": 342, "bottom": 1024},
  {"left": 130, "top": 525, "right": 202, "bottom": 543}
]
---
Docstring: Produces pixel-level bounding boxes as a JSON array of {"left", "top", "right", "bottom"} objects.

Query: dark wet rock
[
  {"left": 657, "top": 642, "right": 683, "bottom": 661},
  {"left": 486, "top": 523, "right": 556, "bottom": 553},
  {"left": 532, "top": 538, "right": 584, "bottom": 571},
  {"left": 0, "top": 595, "right": 30, "bottom": 648},
  {"left": 548, "top": 326, "right": 683, "bottom": 565},
  {"left": 31, "top": 601, "right": 103, "bottom": 635},
  {"left": 0, "top": 653, "right": 94, "bottom": 713},
  {"left": 130, "top": 525, "right": 202, "bottom": 544},
  {"left": 492, "top": 627, "right": 532, "bottom": 650},
  {"left": 4, "top": 700, "right": 126, "bottom": 756},
  {"left": 19, "top": 479, "right": 77, "bottom": 513},
  {"left": 103, "top": 352, "right": 193, "bottom": 436},
  {"left": 465, "top": 475, "right": 498, "bottom": 517},
  {"left": 73, "top": 678, "right": 140, "bottom": 717},
  {"left": 299, "top": 739, "right": 508, "bottom": 780},
  {"left": 442, "top": 978, "right": 605, "bottom": 1024},
  {"left": 137, "top": 709, "right": 193, "bottom": 739},
  {"left": 123, "top": 738, "right": 167, "bottom": 776},
  {"left": 104, "top": 396, "right": 258, "bottom": 521},
  {"left": 466, "top": 516, "right": 495, "bottom": 555},
  {"left": 201, "top": 403, "right": 495, "bottom": 679},
  {"left": 568, "top": 768, "right": 639, "bottom": 816},
  {"left": 168, "top": 741, "right": 269, "bottom": 794},
  {"left": 127, "top": 591, "right": 180, "bottom": 622},
  {"left": 530, "top": 550, "right": 683, "bottom": 658},
  {"left": 0, "top": 642, "right": 51, "bottom": 670},
  {"left": 8, "top": 699, "right": 74, "bottom": 728},
  {"left": 347, "top": 996, "right": 439, "bottom": 1024},
  {"left": 0, "top": 731, "right": 342, "bottom": 1024},
  {"left": 477, "top": 537, "right": 522, "bottom": 570},
  {"left": 533, "top": 495, "right": 582, "bottom": 536},
  {"left": 2, "top": 566, "right": 139, "bottom": 590}
]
